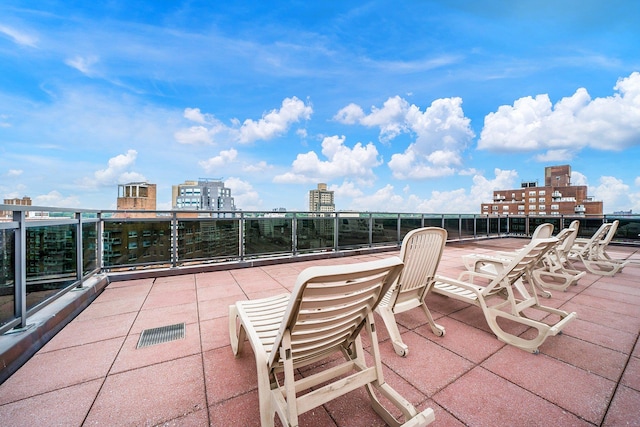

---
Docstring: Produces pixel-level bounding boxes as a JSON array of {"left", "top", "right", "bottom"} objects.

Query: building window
[
  {"left": 529, "top": 191, "right": 537, "bottom": 196},
  {"left": 502, "top": 206, "right": 509, "bottom": 211},
  {"left": 539, "top": 197, "right": 546, "bottom": 203},
  {"left": 529, "top": 198, "right": 536, "bottom": 203},
  {"left": 539, "top": 190, "right": 546, "bottom": 196},
  {"left": 539, "top": 205, "right": 546, "bottom": 210},
  {"left": 551, "top": 204, "right": 559, "bottom": 210},
  {"left": 492, "top": 206, "right": 498, "bottom": 211}
]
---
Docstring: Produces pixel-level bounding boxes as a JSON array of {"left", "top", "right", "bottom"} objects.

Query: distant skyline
[{"left": 1, "top": 1, "right": 639, "bottom": 213}]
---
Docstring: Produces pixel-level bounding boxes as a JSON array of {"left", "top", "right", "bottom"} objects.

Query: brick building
[{"left": 481, "top": 165, "right": 603, "bottom": 216}]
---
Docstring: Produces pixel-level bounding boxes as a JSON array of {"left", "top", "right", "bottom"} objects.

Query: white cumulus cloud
[
  {"left": 175, "top": 97, "right": 312, "bottom": 145},
  {"left": 273, "top": 135, "right": 381, "bottom": 184},
  {"left": 335, "top": 96, "right": 474, "bottom": 179},
  {"left": 478, "top": 72, "right": 640, "bottom": 156},
  {"left": 238, "top": 96, "right": 313, "bottom": 143},
  {"left": 199, "top": 148, "right": 238, "bottom": 173},
  {"left": 225, "top": 177, "right": 262, "bottom": 210},
  {"left": 88, "top": 150, "right": 146, "bottom": 187}
]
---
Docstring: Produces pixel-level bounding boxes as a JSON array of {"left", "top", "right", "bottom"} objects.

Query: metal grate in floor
[{"left": 137, "top": 322, "right": 186, "bottom": 349}]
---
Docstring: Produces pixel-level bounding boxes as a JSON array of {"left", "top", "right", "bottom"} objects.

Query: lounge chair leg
[
  {"left": 420, "top": 303, "right": 445, "bottom": 337},
  {"left": 377, "top": 306, "right": 410, "bottom": 356},
  {"left": 228, "top": 304, "right": 245, "bottom": 356}
]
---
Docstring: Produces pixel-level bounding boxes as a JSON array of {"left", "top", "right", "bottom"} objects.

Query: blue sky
[{"left": 1, "top": 1, "right": 639, "bottom": 213}]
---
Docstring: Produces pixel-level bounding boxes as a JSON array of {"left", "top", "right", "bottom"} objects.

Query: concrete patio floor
[{"left": 1, "top": 238, "right": 639, "bottom": 426}]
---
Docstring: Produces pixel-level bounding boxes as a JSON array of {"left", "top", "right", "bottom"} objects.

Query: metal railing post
[
  {"left": 75, "top": 212, "right": 83, "bottom": 287},
  {"left": 292, "top": 212, "right": 298, "bottom": 256},
  {"left": 13, "top": 210, "right": 27, "bottom": 328},
  {"left": 171, "top": 212, "right": 178, "bottom": 268}
]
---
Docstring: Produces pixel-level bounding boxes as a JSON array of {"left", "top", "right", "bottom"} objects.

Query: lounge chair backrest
[
  {"left": 576, "top": 222, "right": 613, "bottom": 256},
  {"left": 531, "top": 223, "right": 553, "bottom": 240},
  {"left": 602, "top": 220, "right": 619, "bottom": 245},
  {"left": 392, "top": 227, "right": 447, "bottom": 305},
  {"left": 558, "top": 220, "right": 580, "bottom": 253},
  {"left": 482, "top": 237, "right": 558, "bottom": 297},
  {"left": 552, "top": 227, "right": 575, "bottom": 254},
  {"left": 269, "top": 256, "right": 404, "bottom": 368}
]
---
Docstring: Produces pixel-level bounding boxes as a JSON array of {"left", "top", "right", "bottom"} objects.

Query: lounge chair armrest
[
  {"left": 456, "top": 269, "right": 500, "bottom": 284},
  {"left": 434, "top": 274, "right": 485, "bottom": 296}
]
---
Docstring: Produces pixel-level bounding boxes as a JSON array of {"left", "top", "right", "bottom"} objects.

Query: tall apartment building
[
  {"left": 116, "top": 182, "right": 157, "bottom": 218},
  {"left": 2, "top": 196, "right": 32, "bottom": 218},
  {"left": 481, "top": 165, "right": 603, "bottom": 216},
  {"left": 172, "top": 179, "right": 236, "bottom": 213},
  {"left": 308, "top": 183, "right": 335, "bottom": 212}
]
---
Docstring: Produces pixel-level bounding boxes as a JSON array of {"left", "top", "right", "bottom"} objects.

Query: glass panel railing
[
  {"left": 443, "top": 217, "right": 460, "bottom": 240},
  {"left": 296, "top": 215, "right": 335, "bottom": 253},
  {"left": 476, "top": 216, "right": 488, "bottom": 237},
  {"left": 614, "top": 217, "right": 640, "bottom": 243},
  {"left": 460, "top": 216, "right": 475, "bottom": 239},
  {"left": 575, "top": 217, "right": 604, "bottom": 239},
  {"left": 372, "top": 216, "right": 398, "bottom": 246},
  {"left": 82, "top": 221, "right": 98, "bottom": 275},
  {"left": 244, "top": 218, "right": 293, "bottom": 256},
  {"left": 103, "top": 220, "right": 172, "bottom": 268},
  {"left": 337, "top": 215, "right": 370, "bottom": 249},
  {"left": 0, "top": 228, "right": 16, "bottom": 328},
  {"left": 423, "top": 216, "right": 443, "bottom": 229},
  {"left": 488, "top": 217, "right": 502, "bottom": 235},
  {"left": 530, "top": 216, "right": 561, "bottom": 235},
  {"left": 399, "top": 216, "right": 422, "bottom": 241},
  {"left": 176, "top": 219, "right": 240, "bottom": 263},
  {"left": 508, "top": 217, "right": 527, "bottom": 236},
  {"left": 25, "top": 223, "right": 77, "bottom": 311}
]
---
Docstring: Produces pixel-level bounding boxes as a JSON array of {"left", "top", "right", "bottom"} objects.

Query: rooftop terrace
[{"left": 0, "top": 237, "right": 639, "bottom": 426}]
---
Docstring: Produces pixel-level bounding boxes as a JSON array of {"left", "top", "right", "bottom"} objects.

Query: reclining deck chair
[
  {"left": 229, "top": 256, "right": 435, "bottom": 427},
  {"left": 432, "top": 237, "right": 577, "bottom": 353},
  {"left": 463, "top": 223, "right": 584, "bottom": 297},
  {"left": 531, "top": 221, "right": 585, "bottom": 293},
  {"left": 569, "top": 220, "right": 629, "bottom": 276},
  {"left": 462, "top": 222, "right": 553, "bottom": 271},
  {"left": 375, "top": 227, "right": 447, "bottom": 357}
]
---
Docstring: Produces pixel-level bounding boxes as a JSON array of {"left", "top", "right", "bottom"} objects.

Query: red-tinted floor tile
[
  {"left": 0, "top": 379, "right": 102, "bottom": 427},
  {"left": 417, "top": 317, "right": 505, "bottom": 363},
  {"left": 110, "top": 322, "right": 202, "bottom": 374},
  {"left": 433, "top": 366, "right": 591, "bottom": 426},
  {"left": 85, "top": 354, "right": 206, "bottom": 426},
  {"left": 379, "top": 331, "right": 474, "bottom": 396},
  {"left": 483, "top": 345, "right": 615, "bottom": 425},
  {"left": 602, "top": 385, "right": 640, "bottom": 427},
  {"left": 0, "top": 337, "right": 123, "bottom": 405}
]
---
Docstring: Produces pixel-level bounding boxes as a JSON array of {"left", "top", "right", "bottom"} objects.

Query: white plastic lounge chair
[
  {"left": 462, "top": 222, "right": 554, "bottom": 271},
  {"left": 463, "top": 223, "right": 584, "bottom": 297},
  {"left": 532, "top": 221, "right": 585, "bottom": 293},
  {"left": 229, "top": 256, "right": 435, "bottom": 427},
  {"left": 432, "top": 237, "right": 577, "bottom": 353},
  {"left": 376, "top": 227, "right": 447, "bottom": 357},
  {"left": 569, "top": 220, "right": 629, "bottom": 276}
]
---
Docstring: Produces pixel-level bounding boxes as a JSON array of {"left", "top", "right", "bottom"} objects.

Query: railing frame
[{"left": 2, "top": 205, "right": 639, "bottom": 335}]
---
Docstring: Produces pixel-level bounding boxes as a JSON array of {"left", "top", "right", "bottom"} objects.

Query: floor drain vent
[{"left": 137, "top": 323, "right": 185, "bottom": 349}]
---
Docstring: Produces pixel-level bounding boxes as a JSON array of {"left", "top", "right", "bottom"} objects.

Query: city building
[
  {"left": 2, "top": 196, "right": 31, "bottom": 219},
  {"left": 115, "top": 182, "right": 157, "bottom": 218},
  {"left": 481, "top": 165, "right": 603, "bottom": 216},
  {"left": 308, "top": 183, "right": 335, "bottom": 212},
  {"left": 172, "top": 179, "right": 236, "bottom": 213}
]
